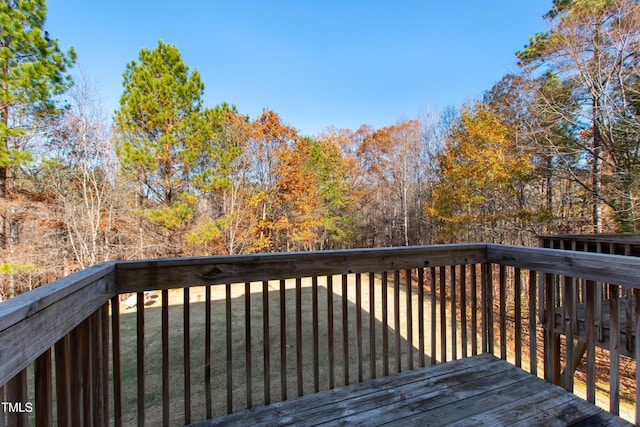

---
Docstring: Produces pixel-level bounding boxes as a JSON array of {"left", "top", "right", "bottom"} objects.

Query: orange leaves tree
[{"left": 426, "top": 102, "right": 536, "bottom": 243}]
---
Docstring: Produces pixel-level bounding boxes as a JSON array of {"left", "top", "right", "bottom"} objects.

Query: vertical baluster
[
  {"left": 514, "top": 268, "right": 522, "bottom": 368},
  {"left": 161, "top": 290, "right": 169, "bottom": 425},
  {"left": 450, "top": 265, "right": 457, "bottom": 361},
  {"left": 625, "top": 245, "right": 633, "bottom": 355},
  {"left": 55, "top": 334, "right": 71, "bottom": 426},
  {"left": 430, "top": 267, "right": 437, "bottom": 365},
  {"left": 7, "top": 368, "right": 28, "bottom": 427},
  {"left": 312, "top": 277, "right": 319, "bottom": 393},
  {"left": 226, "top": 283, "right": 233, "bottom": 414},
  {"left": 281, "top": 279, "right": 289, "bottom": 398},
  {"left": 136, "top": 292, "right": 145, "bottom": 427},
  {"left": 184, "top": 289, "right": 191, "bottom": 424},
  {"left": 486, "top": 263, "right": 494, "bottom": 354},
  {"left": 481, "top": 264, "right": 488, "bottom": 355},
  {"left": 571, "top": 241, "right": 579, "bottom": 335},
  {"left": 342, "top": 275, "right": 349, "bottom": 385},
  {"left": 82, "top": 317, "right": 92, "bottom": 427},
  {"left": 394, "top": 270, "right": 401, "bottom": 373},
  {"left": 528, "top": 270, "right": 537, "bottom": 376},
  {"left": 406, "top": 269, "right": 413, "bottom": 370},
  {"left": 439, "top": 266, "right": 446, "bottom": 363},
  {"left": 356, "top": 273, "right": 364, "bottom": 382},
  {"left": 101, "top": 305, "right": 109, "bottom": 426},
  {"left": 263, "top": 281, "right": 271, "bottom": 403},
  {"left": 585, "top": 280, "right": 596, "bottom": 403},
  {"left": 246, "top": 282, "right": 253, "bottom": 407},
  {"left": 327, "top": 276, "right": 334, "bottom": 389},
  {"left": 382, "top": 272, "right": 389, "bottom": 376},
  {"left": 564, "top": 275, "right": 575, "bottom": 392},
  {"left": 499, "top": 264, "right": 506, "bottom": 360},
  {"left": 544, "top": 273, "right": 558, "bottom": 384},
  {"left": 460, "top": 264, "right": 467, "bottom": 360},
  {"left": 634, "top": 288, "right": 640, "bottom": 425},
  {"left": 0, "top": 386, "right": 4, "bottom": 427},
  {"left": 595, "top": 242, "right": 604, "bottom": 342},
  {"left": 205, "top": 285, "right": 212, "bottom": 419},
  {"left": 418, "top": 267, "right": 425, "bottom": 368},
  {"left": 295, "top": 278, "right": 303, "bottom": 397},
  {"left": 35, "top": 349, "right": 52, "bottom": 427},
  {"left": 369, "top": 273, "right": 376, "bottom": 379},
  {"left": 92, "top": 308, "right": 106, "bottom": 427},
  {"left": 470, "top": 264, "right": 477, "bottom": 356},
  {"left": 69, "top": 323, "right": 82, "bottom": 426},
  {"left": 609, "top": 284, "right": 620, "bottom": 415}
]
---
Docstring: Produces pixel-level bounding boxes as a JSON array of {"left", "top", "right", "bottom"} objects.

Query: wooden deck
[{"left": 189, "top": 354, "right": 631, "bottom": 427}]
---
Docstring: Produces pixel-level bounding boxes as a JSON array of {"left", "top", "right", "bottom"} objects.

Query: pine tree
[
  {"left": 115, "top": 40, "right": 207, "bottom": 207},
  {"left": 0, "top": 0, "right": 75, "bottom": 248}
]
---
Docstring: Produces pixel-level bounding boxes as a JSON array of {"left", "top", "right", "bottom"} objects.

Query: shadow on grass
[{"left": 115, "top": 276, "right": 435, "bottom": 426}]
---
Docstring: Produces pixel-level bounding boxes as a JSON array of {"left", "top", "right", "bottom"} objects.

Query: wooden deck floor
[{"left": 189, "top": 353, "right": 631, "bottom": 426}]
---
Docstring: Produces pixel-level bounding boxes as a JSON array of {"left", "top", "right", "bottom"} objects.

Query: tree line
[{"left": 1, "top": 0, "right": 638, "bottom": 298}]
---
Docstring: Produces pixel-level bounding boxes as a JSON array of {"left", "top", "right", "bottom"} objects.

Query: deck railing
[{"left": 0, "top": 243, "right": 639, "bottom": 426}]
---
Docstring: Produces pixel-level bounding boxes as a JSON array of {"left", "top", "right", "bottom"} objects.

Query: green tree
[
  {"left": 517, "top": 0, "right": 640, "bottom": 232},
  {"left": 0, "top": 0, "right": 75, "bottom": 248},
  {"left": 115, "top": 40, "right": 207, "bottom": 207},
  {"left": 115, "top": 40, "right": 210, "bottom": 256}
]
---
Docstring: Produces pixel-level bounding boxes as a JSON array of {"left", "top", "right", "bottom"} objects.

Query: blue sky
[{"left": 45, "top": 1, "right": 549, "bottom": 136}]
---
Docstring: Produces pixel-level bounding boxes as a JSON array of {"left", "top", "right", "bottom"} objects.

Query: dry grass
[
  {"left": 114, "top": 273, "right": 636, "bottom": 425},
  {"left": 116, "top": 275, "right": 436, "bottom": 426}
]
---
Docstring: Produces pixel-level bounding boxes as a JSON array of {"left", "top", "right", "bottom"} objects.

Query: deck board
[{"left": 189, "top": 354, "right": 632, "bottom": 427}]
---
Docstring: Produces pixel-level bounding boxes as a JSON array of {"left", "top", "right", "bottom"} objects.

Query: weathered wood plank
[
  {"left": 295, "top": 278, "right": 303, "bottom": 397},
  {"left": 189, "top": 354, "right": 499, "bottom": 427},
  {"left": 136, "top": 292, "right": 145, "bottom": 427},
  {"left": 34, "top": 349, "right": 52, "bottom": 427},
  {"left": 7, "top": 368, "right": 28, "bottom": 427},
  {"left": 509, "top": 396, "right": 631, "bottom": 427},
  {"left": 418, "top": 267, "right": 425, "bottom": 367},
  {"left": 368, "top": 273, "right": 376, "bottom": 379},
  {"left": 162, "top": 289, "right": 169, "bottom": 425},
  {"left": 0, "top": 262, "right": 115, "bottom": 332},
  {"left": 204, "top": 285, "right": 212, "bottom": 419},
  {"left": 110, "top": 296, "right": 122, "bottom": 427},
  {"left": 281, "top": 279, "right": 289, "bottom": 397},
  {"left": 190, "top": 354, "right": 630, "bottom": 427},
  {"left": 384, "top": 377, "right": 552, "bottom": 426},
  {"left": 0, "top": 273, "right": 114, "bottom": 386},
  {"left": 446, "top": 385, "right": 574, "bottom": 426},
  {"left": 115, "top": 245, "right": 488, "bottom": 293},
  {"left": 430, "top": 267, "right": 437, "bottom": 365},
  {"left": 245, "top": 282, "right": 253, "bottom": 407},
  {"left": 487, "top": 244, "right": 640, "bottom": 289},
  {"left": 54, "top": 335, "right": 71, "bottom": 427}
]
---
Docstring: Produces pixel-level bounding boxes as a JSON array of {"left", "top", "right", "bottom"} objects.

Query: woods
[{"left": 1, "top": 0, "right": 639, "bottom": 298}]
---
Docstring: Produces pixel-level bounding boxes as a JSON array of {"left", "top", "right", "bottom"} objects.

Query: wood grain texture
[
  {"left": 115, "top": 245, "right": 488, "bottom": 293},
  {"left": 188, "top": 354, "right": 631, "bottom": 427},
  {"left": 487, "top": 244, "right": 640, "bottom": 288}
]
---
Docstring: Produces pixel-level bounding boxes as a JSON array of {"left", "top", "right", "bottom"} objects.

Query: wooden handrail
[
  {"left": 487, "top": 244, "right": 640, "bottom": 289},
  {"left": 1, "top": 243, "right": 639, "bottom": 425},
  {"left": 0, "top": 262, "right": 115, "bottom": 386},
  {"left": 114, "top": 244, "right": 489, "bottom": 293}
]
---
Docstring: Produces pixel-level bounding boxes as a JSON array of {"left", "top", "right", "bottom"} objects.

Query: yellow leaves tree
[{"left": 426, "top": 102, "right": 534, "bottom": 242}]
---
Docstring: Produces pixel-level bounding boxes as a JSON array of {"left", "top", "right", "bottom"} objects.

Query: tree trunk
[{"left": 592, "top": 96, "right": 603, "bottom": 234}]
